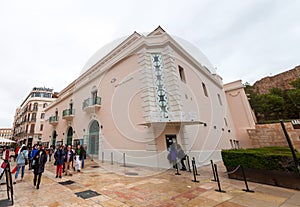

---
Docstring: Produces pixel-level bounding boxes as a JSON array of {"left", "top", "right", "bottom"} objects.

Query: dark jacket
[
  {"left": 54, "top": 149, "right": 65, "bottom": 165},
  {"left": 33, "top": 149, "right": 47, "bottom": 174}
]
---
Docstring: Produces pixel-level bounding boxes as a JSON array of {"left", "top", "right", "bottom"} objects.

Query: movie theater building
[{"left": 42, "top": 27, "right": 255, "bottom": 168}]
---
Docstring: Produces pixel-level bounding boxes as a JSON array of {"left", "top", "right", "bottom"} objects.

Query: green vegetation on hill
[{"left": 245, "top": 78, "right": 300, "bottom": 123}]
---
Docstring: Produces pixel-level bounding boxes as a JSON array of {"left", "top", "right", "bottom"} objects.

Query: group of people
[
  {"left": 12, "top": 143, "right": 86, "bottom": 190},
  {"left": 54, "top": 144, "right": 86, "bottom": 178},
  {"left": 167, "top": 143, "right": 187, "bottom": 171}
]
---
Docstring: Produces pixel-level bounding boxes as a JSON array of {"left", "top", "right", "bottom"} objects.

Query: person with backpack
[{"left": 14, "top": 144, "right": 28, "bottom": 184}]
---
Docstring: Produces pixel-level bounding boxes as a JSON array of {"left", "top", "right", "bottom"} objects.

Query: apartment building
[{"left": 13, "top": 87, "right": 57, "bottom": 147}]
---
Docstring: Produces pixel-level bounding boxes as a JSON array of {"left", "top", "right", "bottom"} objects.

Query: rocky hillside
[{"left": 253, "top": 65, "right": 300, "bottom": 94}]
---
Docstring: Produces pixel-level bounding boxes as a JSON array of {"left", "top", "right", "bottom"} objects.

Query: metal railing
[
  {"left": 82, "top": 97, "right": 101, "bottom": 110},
  {"left": 49, "top": 116, "right": 59, "bottom": 123},
  {"left": 62, "top": 109, "right": 75, "bottom": 117}
]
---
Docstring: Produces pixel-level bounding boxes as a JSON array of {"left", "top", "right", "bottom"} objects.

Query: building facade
[
  {"left": 13, "top": 87, "right": 57, "bottom": 147},
  {"left": 42, "top": 27, "right": 255, "bottom": 168},
  {"left": 0, "top": 128, "right": 13, "bottom": 140}
]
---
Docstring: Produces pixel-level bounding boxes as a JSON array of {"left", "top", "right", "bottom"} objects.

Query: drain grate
[
  {"left": 90, "top": 165, "right": 100, "bottom": 168},
  {"left": 75, "top": 190, "right": 101, "bottom": 199},
  {"left": 125, "top": 172, "right": 139, "bottom": 176},
  {"left": 58, "top": 180, "right": 75, "bottom": 185}
]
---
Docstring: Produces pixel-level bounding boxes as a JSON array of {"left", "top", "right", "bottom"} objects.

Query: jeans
[
  {"left": 81, "top": 157, "right": 85, "bottom": 168},
  {"left": 15, "top": 165, "right": 25, "bottom": 180}
]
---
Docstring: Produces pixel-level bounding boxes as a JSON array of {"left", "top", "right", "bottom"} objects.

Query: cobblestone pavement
[{"left": 1, "top": 158, "right": 300, "bottom": 207}]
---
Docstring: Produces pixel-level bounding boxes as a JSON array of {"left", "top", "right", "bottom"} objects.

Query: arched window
[
  {"left": 33, "top": 102, "right": 38, "bottom": 111},
  {"left": 87, "top": 120, "right": 99, "bottom": 155}
]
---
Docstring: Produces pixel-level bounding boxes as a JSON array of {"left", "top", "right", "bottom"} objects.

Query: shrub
[{"left": 221, "top": 147, "right": 300, "bottom": 172}]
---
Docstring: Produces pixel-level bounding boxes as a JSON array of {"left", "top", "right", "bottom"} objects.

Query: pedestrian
[
  {"left": 30, "top": 144, "right": 38, "bottom": 171},
  {"left": 64, "top": 145, "right": 74, "bottom": 176},
  {"left": 48, "top": 145, "right": 54, "bottom": 162},
  {"left": 54, "top": 145, "right": 65, "bottom": 178},
  {"left": 14, "top": 144, "right": 20, "bottom": 162},
  {"left": 177, "top": 144, "right": 187, "bottom": 171},
  {"left": 27, "top": 145, "right": 32, "bottom": 169},
  {"left": 81, "top": 145, "right": 86, "bottom": 169},
  {"left": 14, "top": 144, "right": 28, "bottom": 184},
  {"left": 167, "top": 142, "right": 178, "bottom": 169},
  {"left": 74, "top": 145, "right": 81, "bottom": 172},
  {"left": 32, "top": 144, "right": 47, "bottom": 189}
]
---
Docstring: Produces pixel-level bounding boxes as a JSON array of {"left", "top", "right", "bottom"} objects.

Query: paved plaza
[{"left": 1, "top": 158, "right": 300, "bottom": 207}]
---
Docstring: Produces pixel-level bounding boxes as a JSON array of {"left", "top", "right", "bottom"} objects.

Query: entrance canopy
[
  {"left": 0, "top": 137, "right": 15, "bottom": 144},
  {"left": 139, "top": 121, "right": 204, "bottom": 127}
]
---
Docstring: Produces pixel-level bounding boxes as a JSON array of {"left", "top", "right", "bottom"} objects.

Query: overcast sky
[{"left": 1, "top": 0, "right": 299, "bottom": 127}]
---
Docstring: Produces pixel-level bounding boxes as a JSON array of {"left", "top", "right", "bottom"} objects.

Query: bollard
[
  {"left": 111, "top": 152, "right": 113, "bottom": 165},
  {"left": 187, "top": 155, "right": 192, "bottom": 173},
  {"left": 210, "top": 160, "right": 217, "bottom": 182},
  {"left": 191, "top": 159, "right": 199, "bottom": 182},
  {"left": 192, "top": 157, "right": 200, "bottom": 176},
  {"left": 175, "top": 163, "right": 181, "bottom": 175},
  {"left": 123, "top": 153, "right": 126, "bottom": 167},
  {"left": 214, "top": 164, "right": 225, "bottom": 193},
  {"left": 240, "top": 165, "right": 254, "bottom": 193},
  {"left": 102, "top": 151, "right": 104, "bottom": 163}
]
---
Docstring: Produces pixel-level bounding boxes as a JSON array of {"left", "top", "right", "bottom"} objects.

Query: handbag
[{"left": 22, "top": 152, "right": 29, "bottom": 165}]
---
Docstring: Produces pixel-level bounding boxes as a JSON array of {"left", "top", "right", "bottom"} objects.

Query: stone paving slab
[{"left": 0, "top": 159, "right": 299, "bottom": 206}]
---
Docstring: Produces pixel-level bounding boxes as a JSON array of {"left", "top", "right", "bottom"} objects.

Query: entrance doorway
[
  {"left": 165, "top": 134, "right": 177, "bottom": 150},
  {"left": 52, "top": 131, "right": 57, "bottom": 147},
  {"left": 67, "top": 127, "right": 73, "bottom": 146}
]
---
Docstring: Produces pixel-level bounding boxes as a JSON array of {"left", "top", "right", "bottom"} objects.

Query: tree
[
  {"left": 286, "top": 88, "right": 300, "bottom": 118},
  {"left": 290, "top": 77, "right": 300, "bottom": 89},
  {"left": 251, "top": 94, "right": 284, "bottom": 121}
]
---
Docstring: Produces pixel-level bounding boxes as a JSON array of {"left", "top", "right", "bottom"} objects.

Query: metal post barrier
[
  {"left": 280, "top": 121, "right": 300, "bottom": 173},
  {"left": 192, "top": 157, "right": 200, "bottom": 176},
  {"left": 210, "top": 160, "right": 217, "bottom": 182},
  {"left": 240, "top": 165, "right": 254, "bottom": 192},
  {"left": 123, "top": 153, "right": 126, "bottom": 167},
  {"left": 111, "top": 152, "right": 113, "bottom": 165},
  {"left": 191, "top": 159, "right": 199, "bottom": 182},
  {"left": 186, "top": 155, "right": 192, "bottom": 172},
  {"left": 175, "top": 163, "right": 181, "bottom": 175},
  {"left": 214, "top": 164, "right": 225, "bottom": 193},
  {"left": 102, "top": 152, "right": 104, "bottom": 163}
]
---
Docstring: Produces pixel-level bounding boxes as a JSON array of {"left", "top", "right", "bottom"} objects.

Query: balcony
[
  {"left": 62, "top": 109, "right": 75, "bottom": 121},
  {"left": 82, "top": 97, "right": 101, "bottom": 113},
  {"left": 49, "top": 116, "right": 59, "bottom": 126}
]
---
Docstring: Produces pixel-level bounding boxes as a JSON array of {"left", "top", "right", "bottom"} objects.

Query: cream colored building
[
  {"left": 0, "top": 128, "right": 13, "bottom": 140},
  {"left": 42, "top": 27, "right": 256, "bottom": 168},
  {"left": 13, "top": 87, "right": 57, "bottom": 146}
]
